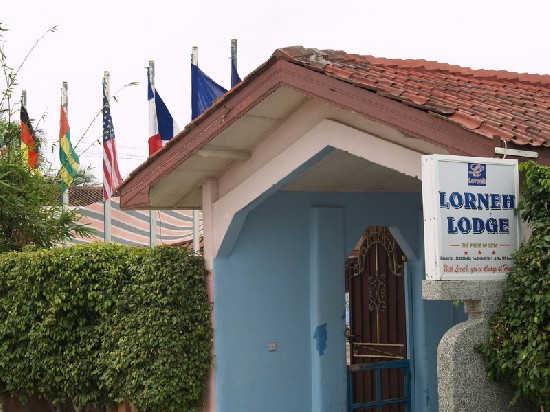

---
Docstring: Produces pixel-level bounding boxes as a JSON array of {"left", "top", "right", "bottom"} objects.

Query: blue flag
[{"left": 191, "top": 64, "right": 227, "bottom": 120}]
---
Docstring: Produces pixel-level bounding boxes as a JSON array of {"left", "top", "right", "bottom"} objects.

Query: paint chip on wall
[{"left": 313, "top": 323, "right": 328, "bottom": 355}]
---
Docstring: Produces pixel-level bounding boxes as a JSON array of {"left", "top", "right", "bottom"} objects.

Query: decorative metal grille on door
[{"left": 346, "top": 226, "right": 408, "bottom": 411}]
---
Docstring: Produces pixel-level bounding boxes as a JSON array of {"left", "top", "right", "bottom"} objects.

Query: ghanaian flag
[
  {"left": 59, "top": 105, "right": 79, "bottom": 190},
  {"left": 20, "top": 105, "right": 38, "bottom": 169}
]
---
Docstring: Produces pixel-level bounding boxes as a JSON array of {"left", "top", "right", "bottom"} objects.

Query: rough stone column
[{"left": 422, "top": 280, "right": 537, "bottom": 412}]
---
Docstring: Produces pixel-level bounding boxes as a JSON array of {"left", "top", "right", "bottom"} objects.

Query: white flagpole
[
  {"left": 20, "top": 90, "right": 26, "bottom": 156},
  {"left": 148, "top": 60, "right": 158, "bottom": 248},
  {"left": 191, "top": 47, "right": 200, "bottom": 254},
  {"left": 61, "top": 82, "right": 69, "bottom": 212},
  {"left": 103, "top": 72, "right": 112, "bottom": 243},
  {"left": 231, "top": 39, "right": 238, "bottom": 88},
  {"left": 231, "top": 39, "right": 237, "bottom": 66}
]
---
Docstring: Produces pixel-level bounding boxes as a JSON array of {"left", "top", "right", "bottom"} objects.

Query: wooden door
[{"left": 347, "top": 226, "right": 408, "bottom": 411}]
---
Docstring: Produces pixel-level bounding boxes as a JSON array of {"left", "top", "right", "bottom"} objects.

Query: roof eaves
[
  {"left": 120, "top": 57, "right": 297, "bottom": 209},
  {"left": 121, "top": 53, "right": 286, "bottom": 191},
  {"left": 120, "top": 46, "right": 550, "bottom": 210}
]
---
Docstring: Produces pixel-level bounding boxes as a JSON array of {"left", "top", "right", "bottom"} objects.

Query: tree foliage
[
  {"left": 0, "top": 23, "right": 92, "bottom": 251},
  {"left": 0, "top": 139, "right": 93, "bottom": 252},
  {"left": 0, "top": 244, "right": 213, "bottom": 411},
  {"left": 478, "top": 161, "right": 550, "bottom": 409}
]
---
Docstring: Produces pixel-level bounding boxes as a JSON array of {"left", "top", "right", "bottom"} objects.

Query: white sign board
[{"left": 422, "top": 155, "right": 519, "bottom": 280}]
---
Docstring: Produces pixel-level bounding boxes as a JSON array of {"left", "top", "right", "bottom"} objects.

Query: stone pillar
[{"left": 422, "top": 280, "right": 537, "bottom": 412}]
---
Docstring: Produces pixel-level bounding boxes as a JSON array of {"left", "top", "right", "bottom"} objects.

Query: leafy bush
[
  {"left": 99, "top": 245, "right": 212, "bottom": 411},
  {"left": 0, "top": 154, "right": 93, "bottom": 252},
  {"left": 0, "top": 243, "right": 212, "bottom": 411},
  {"left": 478, "top": 161, "right": 550, "bottom": 409}
]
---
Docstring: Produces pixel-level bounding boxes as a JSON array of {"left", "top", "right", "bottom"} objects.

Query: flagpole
[
  {"left": 191, "top": 47, "right": 200, "bottom": 255},
  {"left": 231, "top": 39, "right": 238, "bottom": 88},
  {"left": 61, "top": 82, "right": 69, "bottom": 211},
  {"left": 103, "top": 71, "right": 113, "bottom": 243},
  {"left": 20, "top": 90, "right": 26, "bottom": 156},
  {"left": 148, "top": 60, "right": 158, "bottom": 248},
  {"left": 191, "top": 45, "right": 198, "bottom": 67}
]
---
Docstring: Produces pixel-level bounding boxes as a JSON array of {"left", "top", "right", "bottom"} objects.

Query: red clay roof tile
[
  {"left": 449, "top": 110, "right": 484, "bottom": 130},
  {"left": 325, "top": 65, "right": 354, "bottom": 78},
  {"left": 401, "top": 92, "right": 429, "bottom": 105},
  {"left": 275, "top": 46, "right": 550, "bottom": 147}
]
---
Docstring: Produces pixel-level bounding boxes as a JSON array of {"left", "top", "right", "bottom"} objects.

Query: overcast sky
[{"left": 2, "top": 0, "right": 549, "bottom": 181}]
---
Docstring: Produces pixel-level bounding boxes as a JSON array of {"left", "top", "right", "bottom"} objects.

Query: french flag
[{"left": 148, "top": 69, "right": 180, "bottom": 156}]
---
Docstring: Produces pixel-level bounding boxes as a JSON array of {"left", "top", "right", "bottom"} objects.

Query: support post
[
  {"left": 310, "top": 207, "right": 346, "bottom": 411},
  {"left": 150, "top": 210, "right": 157, "bottom": 247}
]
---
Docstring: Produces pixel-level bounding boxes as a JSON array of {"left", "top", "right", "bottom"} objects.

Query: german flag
[{"left": 20, "top": 105, "right": 38, "bottom": 169}]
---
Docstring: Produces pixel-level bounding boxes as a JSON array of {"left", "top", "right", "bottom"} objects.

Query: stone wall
[{"left": 422, "top": 280, "right": 537, "bottom": 412}]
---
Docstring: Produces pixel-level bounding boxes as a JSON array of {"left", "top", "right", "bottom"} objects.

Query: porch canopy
[
  {"left": 119, "top": 46, "right": 550, "bottom": 265},
  {"left": 120, "top": 46, "right": 549, "bottom": 207}
]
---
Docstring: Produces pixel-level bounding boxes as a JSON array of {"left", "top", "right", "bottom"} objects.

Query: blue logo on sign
[{"left": 468, "top": 163, "right": 486, "bottom": 186}]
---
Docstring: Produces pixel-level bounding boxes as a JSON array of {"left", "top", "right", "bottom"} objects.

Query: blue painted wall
[{"left": 214, "top": 191, "right": 465, "bottom": 411}]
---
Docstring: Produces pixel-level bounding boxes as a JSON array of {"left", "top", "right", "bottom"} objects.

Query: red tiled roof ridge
[
  {"left": 274, "top": 46, "right": 550, "bottom": 87},
  {"left": 361, "top": 56, "right": 550, "bottom": 86},
  {"left": 272, "top": 46, "right": 550, "bottom": 149}
]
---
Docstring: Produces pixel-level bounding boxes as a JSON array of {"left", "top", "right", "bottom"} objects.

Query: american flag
[{"left": 102, "top": 78, "right": 122, "bottom": 200}]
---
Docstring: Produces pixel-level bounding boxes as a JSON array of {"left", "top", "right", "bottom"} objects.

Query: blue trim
[{"left": 347, "top": 359, "right": 411, "bottom": 412}]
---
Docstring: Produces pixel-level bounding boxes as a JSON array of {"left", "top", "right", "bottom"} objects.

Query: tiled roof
[
  {"left": 68, "top": 185, "right": 103, "bottom": 207},
  {"left": 274, "top": 47, "right": 550, "bottom": 147}
]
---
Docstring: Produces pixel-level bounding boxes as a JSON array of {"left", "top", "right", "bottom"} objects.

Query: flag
[
  {"left": 20, "top": 104, "right": 38, "bottom": 169},
  {"left": 148, "top": 68, "right": 180, "bottom": 156},
  {"left": 191, "top": 64, "right": 227, "bottom": 120},
  {"left": 103, "top": 78, "right": 123, "bottom": 200},
  {"left": 231, "top": 60, "right": 241, "bottom": 88},
  {"left": 59, "top": 105, "right": 79, "bottom": 190}
]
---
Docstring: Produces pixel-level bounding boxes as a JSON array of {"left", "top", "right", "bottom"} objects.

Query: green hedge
[{"left": 0, "top": 243, "right": 212, "bottom": 411}]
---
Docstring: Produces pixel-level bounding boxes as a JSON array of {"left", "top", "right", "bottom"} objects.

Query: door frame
[{"left": 345, "top": 226, "right": 413, "bottom": 410}]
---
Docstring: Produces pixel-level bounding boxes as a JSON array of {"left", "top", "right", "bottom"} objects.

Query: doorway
[{"left": 346, "top": 226, "right": 409, "bottom": 411}]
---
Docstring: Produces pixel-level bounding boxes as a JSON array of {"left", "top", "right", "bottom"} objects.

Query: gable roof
[
  {"left": 119, "top": 46, "right": 550, "bottom": 210},
  {"left": 276, "top": 47, "right": 550, "bottom": 148}
]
